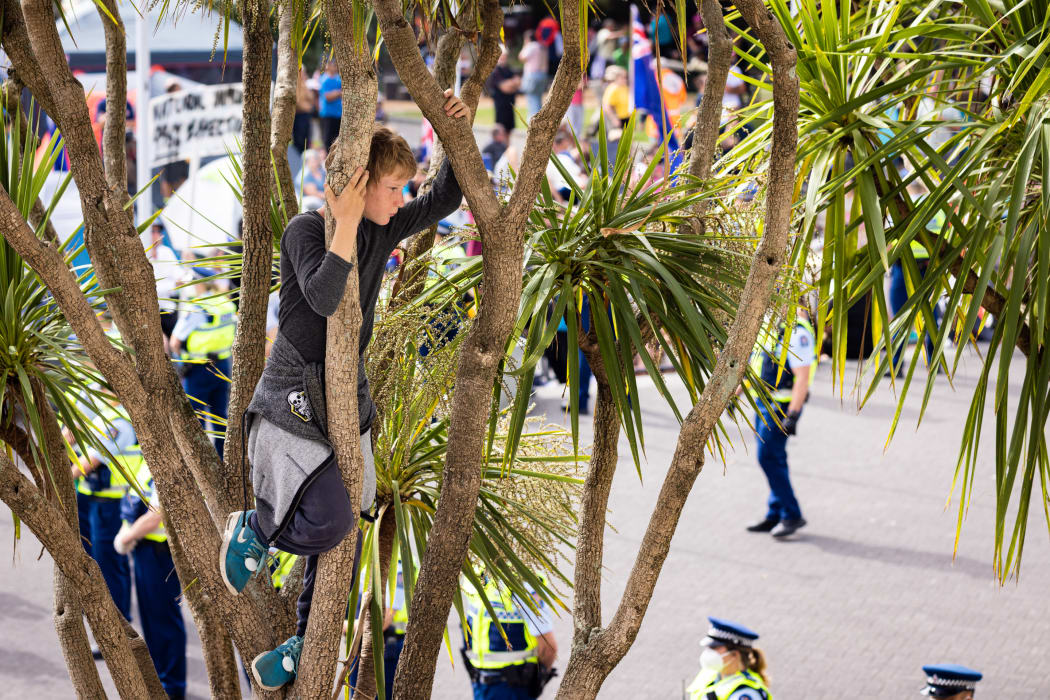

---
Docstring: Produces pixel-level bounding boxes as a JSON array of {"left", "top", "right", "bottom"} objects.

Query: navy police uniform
[
  {"left": 75, "top": 402, "right": 136, "bottom": 620},
  {"left": 921, "top": 664, "right": 982, "bottom": 698},
  {"left": 746, "top": 315, "right": 816, "bottom": 535},
  {"left": 120, "top": 462, "right": 187, "bottom": 698},
  {"left": 686, "top": 618, "right": 771, "bottom": 700}
]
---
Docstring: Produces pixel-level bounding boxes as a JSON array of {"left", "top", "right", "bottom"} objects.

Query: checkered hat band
[
  {"left": 707, "top": 628, "right": 753, "bottom": 647},
  {"left": 927, "top": 676, "right": 977, "bottom": 690}
]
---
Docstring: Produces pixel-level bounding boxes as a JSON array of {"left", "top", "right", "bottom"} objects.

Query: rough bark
[
  {"left": 168, "top": 528, "right": 242, "bottom": 699},
  {"left": 567, "top": 345, "right": 618, "bottom": 645},
  {"left": 270, "top": 0, "right": 300, "bottom": 222},
  {"left": 0, "top": 454, "right": 150, "bottom": 698},
  {"left": 24, "top": 379, "right": 110, "bottom": 699},
  {"left": 351, "top": 511, "right": 396, "bottom": 700},
  {"left": 390, "top": 0, "right": 475, "bottom": 304},
  {"left": 52, "top": 570, "right": 107, "bottom": 699},
  {"left": 689, "top": 0, "right": 731, "bottom": 186},
  {"left": 373, "top": 1, "right": 582, "bottom": 696},
  {"left": 556, "top": 2, "right": 799, "bottom": 696},
  {"left": 291, "top": 1, "right": 375, "bottom": 695},
  {"left": 95, "top": 0, "right": 130, "bottom": 206},
  {"left": 224, "top": 0, "right": 274, "bottom": 497}
]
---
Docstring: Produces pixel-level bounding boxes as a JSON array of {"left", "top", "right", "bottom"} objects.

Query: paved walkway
[{"left": 2, "top": 348, "right": 1048, "bottom": 698}]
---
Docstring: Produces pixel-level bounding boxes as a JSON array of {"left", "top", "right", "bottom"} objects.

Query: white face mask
[{"left": 700, "top": 648, "right": 730, "bottom": 672}]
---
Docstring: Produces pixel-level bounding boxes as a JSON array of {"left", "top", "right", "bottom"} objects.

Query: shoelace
[
  {"left": 279, "top": 636, "right": 304, "bottom": 674},
  {"left": 243, "top": 534, "right": 268, "bottom": 575}
]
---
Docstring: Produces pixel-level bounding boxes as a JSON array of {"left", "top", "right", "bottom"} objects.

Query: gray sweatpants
[{"left": 249, "top": 432, "right": 373, "bottom": 636}]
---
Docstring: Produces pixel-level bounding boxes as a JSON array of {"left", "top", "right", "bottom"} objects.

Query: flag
[{"left": 630, "top": 4, "right": 682, "bottom": 173}]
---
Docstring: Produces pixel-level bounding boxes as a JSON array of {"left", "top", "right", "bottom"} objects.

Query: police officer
[
  {"left": 114, "top": 461, "right": 187, "bottom": 700},
  {"left": 920, "top": 664, "right": 982, "bottom": 698},
  {"left": 170, "top": 270, "right": 236, "bottom": 456},
  {"left": 71, "top": 396, "right": 135, "bottom": 621},
  {"left": 460, "top": 571, "right": 558, "bottom": 699},
  {"left": 743, "top": 306, "right": 816, "bottom": 538},
  {"left": 685, "top": 618, "right": 771, "bottom": 700}
]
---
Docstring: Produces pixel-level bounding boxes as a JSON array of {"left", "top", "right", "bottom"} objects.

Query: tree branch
[
  {"left": 95, "top": 0, "right": 130, "bottom": 207},
  {"left": 270, "top": 0, "right": 300, "bottom": 223},
  {"left": 503, "top": 2, "right": 583, "bottom": 225},
  {"left": 293, "top": 1, "right": 375, "bottom": 695},
  {"left": 689, "top": 0, "right": 730, "bottom": 187},
  {"left": 0, "top": 453, "right": 151, "bottom": 698},
  {"left": 224, "top": 0, "right": 274, "bottom": 506},
  {"left": 372, "top": 0, "right": 502, "bottom": 230},
  {"left": 389, "top": 4, "right": 581, "bottom": 695},
  {"left": 557, "top": 2, "right": 799, "bottom": 695}
]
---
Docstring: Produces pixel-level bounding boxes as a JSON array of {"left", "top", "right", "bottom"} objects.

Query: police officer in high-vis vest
[
  {"left": 744, "top": 308, "right": 816, "bottom": 538},
  {"left": 170, "top": 270, "right": 236, "bottom": 456},
  {"left": 920, "top": 664, "right": 982, "bottom": 698},
  {"left": 685, "top": 617, "right": 771, "bottom": 700},
  {"left": 114, "top": 461, "right": 187, "bottom": 700},
  {"left": 460, "top": 572, "right": 558, "bottom": 699},
  {"left": 71, "top": 398, "right": 136, "bottom": 621}
]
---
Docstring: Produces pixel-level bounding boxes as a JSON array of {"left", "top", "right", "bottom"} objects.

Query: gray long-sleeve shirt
[{"left": 268, "top": 160, "right": 463, "bottom": 434}]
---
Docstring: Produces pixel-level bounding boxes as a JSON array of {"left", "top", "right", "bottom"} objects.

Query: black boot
[
  {"left": 771, "top": 518, "right": 807, "bottom": 538},
  {"left": 746, "top": 517, "right": 779, "bottom": 533}
]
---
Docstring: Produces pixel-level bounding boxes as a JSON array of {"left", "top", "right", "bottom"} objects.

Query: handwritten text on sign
[{"left": 149, "top": 84, "right": 243, "bottom": 168}]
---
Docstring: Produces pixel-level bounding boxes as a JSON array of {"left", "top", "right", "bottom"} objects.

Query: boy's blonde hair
[{"left": 367, "top": 126, "right": 417, "bottom": 183}]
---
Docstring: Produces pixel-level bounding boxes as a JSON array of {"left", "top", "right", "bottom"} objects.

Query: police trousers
[
  {"left": 132, "top": 540, "right": 187, "bottom": 698},
  {"left": 755, "top": 407, "right": 803, "bottom": 521},
  {"left": 77, "top": 492, "right": 131, "bottom": 620}
]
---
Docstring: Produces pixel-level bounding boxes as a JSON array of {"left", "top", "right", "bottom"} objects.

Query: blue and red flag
[{"left": 630, "top": 4, "right": 682, "bottom": 173}]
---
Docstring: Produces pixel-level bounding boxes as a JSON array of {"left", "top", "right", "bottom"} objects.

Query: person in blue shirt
[{"left": 319, "top": 59, "right": 343, "bottom": 152}]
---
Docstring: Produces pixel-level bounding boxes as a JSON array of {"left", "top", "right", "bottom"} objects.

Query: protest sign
[{"left": 149, "top": 83, "right": 243, "bottom": 168}]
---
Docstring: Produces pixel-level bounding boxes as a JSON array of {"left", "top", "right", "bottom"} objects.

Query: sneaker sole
[
  {"left": 250, "top": 651, "right": 289, "bottom": 691},
  {"left": 219, "top": 511, "right": 246, "bottom": 596}
]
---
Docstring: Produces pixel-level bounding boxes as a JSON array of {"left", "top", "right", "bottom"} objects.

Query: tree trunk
[
  {"left": 689, "top": 0, "right": 731, "bottom": 187},
  {"left": 168, "top": 527, "right": 242, "bottom": 699},
  {"left": 31, "top": 377, "right": 166, "bottom": 698},
  {"left": 52, "top": 567, "right": 107, "bottom": 698},
  {"left": 370, "top": 2, "right": 580, "bottom": 694},
  {"left": 567, "top": 374, "right": 618, "bottom": 649},
  {"left": 224, "top": 0, "right": 274, "bottom": 492},
  {"left": 352, "top": 511, "right": 396, "bottom": 700},
  {"left": 270, "top": 0, "right": 300, "bottom": 223},
  {"left": 95, "top": 0, "right": 130, "bottom": 207},
  {"left": 292, "top": 1, "right": 375, "bottom": 695},
  {"left": 555, "top": 2, "right": 800, "bottom": 695},
  {"left": 0, "top": 455, "right": 150, "bottom": 698}
]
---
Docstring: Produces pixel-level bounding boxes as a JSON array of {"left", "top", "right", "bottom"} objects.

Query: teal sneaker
[
  {"left": 219, "top": 510, "right": 266, "bottom": 595},
  {"left": 251, "top": 635, "right": 303, "bottom": 690}
]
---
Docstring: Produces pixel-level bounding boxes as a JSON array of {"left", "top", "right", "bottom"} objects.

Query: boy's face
[{"left": 364, "top": 171, "right": 411, "bottom": 225}]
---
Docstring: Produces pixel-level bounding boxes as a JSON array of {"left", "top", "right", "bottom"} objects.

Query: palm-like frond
[
  {"left": 0, "top": 101, "right": 123, "bottom": 500},
  {"left": 351, "top": 292, "right": 583, "bottom": 696},
  {"left": 724, "top": 0, "right": 1050, "bottom": 579}
]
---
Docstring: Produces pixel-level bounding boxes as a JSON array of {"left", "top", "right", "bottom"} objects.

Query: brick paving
[{"left": 3, "top": 356, "right": 1048, "bottom": 697}]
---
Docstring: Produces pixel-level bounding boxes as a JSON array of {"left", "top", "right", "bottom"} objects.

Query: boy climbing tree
[{"left": 218, "top": 89, "right": 470, "bottom": 690}]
